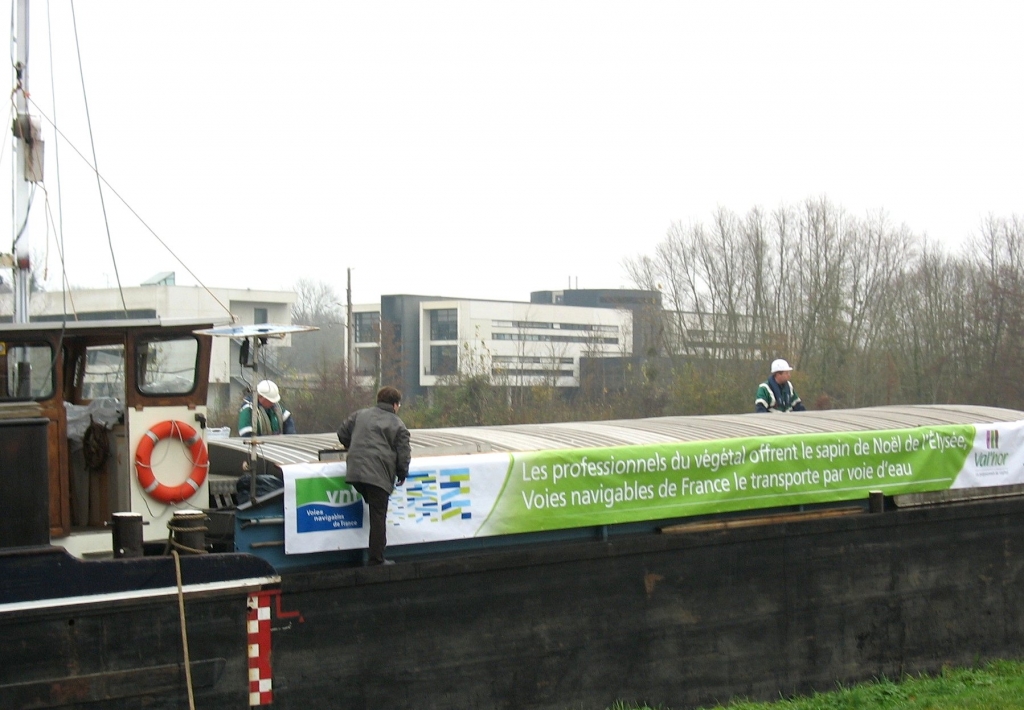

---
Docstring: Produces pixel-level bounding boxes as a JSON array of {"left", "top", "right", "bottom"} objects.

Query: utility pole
[{"left": 346, "top": 268, "right": 354, "bottom": 387}]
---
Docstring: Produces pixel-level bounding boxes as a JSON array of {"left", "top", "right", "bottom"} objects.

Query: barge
[{"left": 5, "top": 313, "right": 1024, "bottom": 708}]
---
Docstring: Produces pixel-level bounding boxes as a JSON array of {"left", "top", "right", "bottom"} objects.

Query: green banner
[{"left": 478, "top": 425, "right": 974, "bottom": 535}]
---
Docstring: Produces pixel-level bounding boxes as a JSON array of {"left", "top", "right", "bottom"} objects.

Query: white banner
[
  {"left": 951, "top": 421, "right": 1024, "bottom": 488},
  {"left": 283, "top": 453, "right": 510, "bottom": 554},
  {"left": 283, "top": 419, "right": 1024, "bottom": 555}
]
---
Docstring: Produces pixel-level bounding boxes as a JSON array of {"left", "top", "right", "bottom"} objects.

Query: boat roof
[
  {"left": 0, "top": 316, "right": 232, "bottom": 335},
  {"left": 207, "top": 403, "right": 1024, "bottom": 474}
]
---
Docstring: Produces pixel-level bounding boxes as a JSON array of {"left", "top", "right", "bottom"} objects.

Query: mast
[
  {"left": 12, "top": 0, "right": 41, "bottom": 324},
  {"left": 12, "top": 0, "right": 30, "bottom": 323}
]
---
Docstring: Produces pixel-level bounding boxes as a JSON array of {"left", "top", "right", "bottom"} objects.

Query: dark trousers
[{"left": 351, "top": 482, "right": 390, "bottom": 563}]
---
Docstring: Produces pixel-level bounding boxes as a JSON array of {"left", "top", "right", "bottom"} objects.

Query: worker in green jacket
[
  {"left": 755, "top": 359, "right": 806, "bottom": 413},
  {"left": 238, "top": 380, "right": 296, "bottom": 436}
]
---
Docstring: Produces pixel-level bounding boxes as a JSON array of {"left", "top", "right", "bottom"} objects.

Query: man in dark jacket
[{"left": 337, "top": 386, "right": 411, "bottom": 565}]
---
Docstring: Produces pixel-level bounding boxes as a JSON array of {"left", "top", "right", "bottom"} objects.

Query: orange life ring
[{"left": 135, "top": 420, "right": 209, "bottom": 504}]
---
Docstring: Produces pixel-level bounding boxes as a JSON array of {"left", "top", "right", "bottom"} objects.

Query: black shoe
[{"left": 368, "top": 558, "right": 396, "bottom": 566}]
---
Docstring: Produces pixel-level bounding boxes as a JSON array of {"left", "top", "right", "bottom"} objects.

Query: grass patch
[{"left": 608, "top": 659, "right": 1024, "bottom": 710}]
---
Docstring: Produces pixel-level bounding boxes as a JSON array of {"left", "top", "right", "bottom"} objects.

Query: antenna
[{"left": 347, "top": 268, "right": 354, "bottom": 388}]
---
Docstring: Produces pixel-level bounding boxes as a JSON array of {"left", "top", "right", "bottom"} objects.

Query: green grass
[{"left": 607, "top": 659, "right": 1024, "bottom": 710}]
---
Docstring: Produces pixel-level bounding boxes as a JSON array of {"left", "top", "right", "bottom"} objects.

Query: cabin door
[{"left": 125, "top": 332, "right": 211, "bottom": 543}]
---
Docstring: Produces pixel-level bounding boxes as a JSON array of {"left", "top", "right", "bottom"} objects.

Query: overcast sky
[{"left": 5, "top": 1, "right": 1023, "bottom": 307}]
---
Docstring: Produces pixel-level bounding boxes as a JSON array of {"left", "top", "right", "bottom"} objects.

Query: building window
[
  {"left": 354, "top": 347, "right": 380, "bottom": 377},
  {"left": 492, "top": 333, "right": 617, "bottom": 345},
  {"left": 492, "top": 355, "right": 574, "bottom": 366},
  {"left": 492, "top": 368, "right": 570, "bottom": 379},
  {"left": 490, "top": 319, "right": 617, "bottom": 334},
  {"left": 557, "top": 323, "right": 619, "bottom": 333},
  {"left": 430, "top": 345, "right": 458, "bottom": 376},
  {"left": 429, "top": 309, "right": 458, "bottom": 341},
  {"left": 354, "top": 312, "right": 380, "bottom": 344},
  {"left": 254, "top": 307, "right": 268, "bottom": 324}
]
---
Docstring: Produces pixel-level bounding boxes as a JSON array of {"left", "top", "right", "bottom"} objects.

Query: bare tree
[
  {"left": 277, "top": 278, "right": 372, "bottom": 432},
  {"left": 292, "top": 278, "right": 343, "bottom": 326},
  {"left": 279, "top": 278, "right": 344, "bottom": 376}
]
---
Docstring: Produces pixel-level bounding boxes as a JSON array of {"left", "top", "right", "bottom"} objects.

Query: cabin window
[
  {"left": 82, "top": 345, "right": 126, "bottom": 401},
  {"left": 137, "top": 337, "right": 198, "bottom": 395},
  {"left": 0, "top": 342, "right": 54, "bottom": 400}
]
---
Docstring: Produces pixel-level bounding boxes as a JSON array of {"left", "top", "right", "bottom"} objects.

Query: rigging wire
[
  {"left": 0, "top": 96, "right": 13, "bottom": 257},
  {"left": 69, "top": 0, "right": 127, "bottom": 317},
  {"left": 42, "top": 186, "right": 76, "bottom": 315},
  {"left": 46, "top": 0, "right": 70, "bottom": 323},
  {"left": 0, "top": 92, "right": 9, "bottom": 145},
  {"left": 11, "top": 173, "right": 35, "bottom": 251},
  {"left": 0, "top": 96, "right": 12, "bottom": 181},
  {"left": 26, "top": 97, "right": 236, "bottom": 320}
]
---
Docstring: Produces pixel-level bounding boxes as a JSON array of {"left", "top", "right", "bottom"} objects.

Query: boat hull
[
  {"left": 267, "top": 495, "right": 1024, "bottom": 709},
  {"left": 0, "top": 547, "right": 278, "bottom": 709}
]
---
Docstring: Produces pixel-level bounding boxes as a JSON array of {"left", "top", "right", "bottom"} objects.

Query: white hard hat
[
  {"left": 770, "top": 359, "right": 793, "bottom": 373},
  {"left": 256, "top": 380, "right": 281, "bottom": 403}
]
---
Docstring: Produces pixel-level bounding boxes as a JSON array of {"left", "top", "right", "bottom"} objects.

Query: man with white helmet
[
  {"left": 755, "top": 359, "right": 806, "bottom": 413},
  {"left": 238, "top": 379, "right": 296, "bottom": 436}
]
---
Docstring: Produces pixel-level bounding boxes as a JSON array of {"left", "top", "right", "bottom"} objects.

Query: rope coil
[{"left": 166, "top": 511, "right": 209, "bottom": 556}]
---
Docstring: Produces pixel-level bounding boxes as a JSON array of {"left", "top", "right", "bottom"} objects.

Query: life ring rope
[{"left": 135, "top": 420, "right": 209, "bottom": 504}]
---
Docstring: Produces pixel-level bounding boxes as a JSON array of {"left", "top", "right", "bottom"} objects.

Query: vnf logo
[
  {"left": 986, "top": 429, "right": 999, "bottom": 449},
  {"left": 295, "top": 477, "right": 364, "bottom": 533}
]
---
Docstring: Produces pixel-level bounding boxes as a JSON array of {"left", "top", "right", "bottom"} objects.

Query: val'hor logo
[
  {"left": 986, "top": 429, "right": 999, "bottom": 449},
  {"left": 295, "top": 477, "right": 363, "bottom": 533},
  {"left": 974, "top": 429, "right": 1009, "bottom": 470},
  {"left": 973, "top": 450, "right": 1009, "bottom": 468}
]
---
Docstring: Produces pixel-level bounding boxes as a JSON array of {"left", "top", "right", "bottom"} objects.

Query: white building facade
[
  {"left": 419, "top": 299, "right": 631, "bottom": 389},
  {"left": 349, "top": 297, "right": 632, "bottom": 397}
]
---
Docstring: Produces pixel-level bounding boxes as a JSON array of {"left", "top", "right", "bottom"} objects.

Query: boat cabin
[{"left": 0, "top": 318, "right": 217, "bottom": 557}]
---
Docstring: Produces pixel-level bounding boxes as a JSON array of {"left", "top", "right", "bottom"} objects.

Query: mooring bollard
[
  {"left": 868, "top": 490, "right": 885, "bottom": 514},
  {"left": 111, "top": 512, "right": 144, "bottom": 558},
  {"left": 170, "top": 509, "right": 209, "bottom": 554}
]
